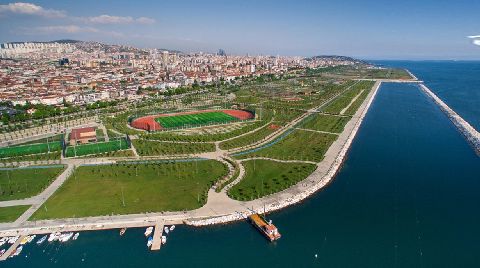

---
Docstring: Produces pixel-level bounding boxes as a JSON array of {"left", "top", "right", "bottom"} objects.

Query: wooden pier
[
  {"left": 150, "top": 220, "right": 164, "bottom": 251},
  {"left": 0, "top": 235, "right": 25, "bottom": 261}
]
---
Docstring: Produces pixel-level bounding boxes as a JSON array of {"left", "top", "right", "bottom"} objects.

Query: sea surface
[{"left": 3, "top": 62, "right": 480, "bottom": 267}]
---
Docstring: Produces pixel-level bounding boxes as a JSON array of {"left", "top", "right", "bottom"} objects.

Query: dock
[
  {"left": 0, "top": 235, "right": 25, "bottom": 261},
  {"left": 150, "top": 220, "right": 164, "bottom": 251}
]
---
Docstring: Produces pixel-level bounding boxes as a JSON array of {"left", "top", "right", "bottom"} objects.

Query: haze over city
[{"left": 1, "top": 0, "right": 480, "bottom": 59}]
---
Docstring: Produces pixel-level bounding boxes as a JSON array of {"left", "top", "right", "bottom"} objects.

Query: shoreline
[
  {"left": 0, "top": 80, "right": 383, "bottom": 235},
  {"left": 187, "top": 80, "right": 383, "bottom": 226}
]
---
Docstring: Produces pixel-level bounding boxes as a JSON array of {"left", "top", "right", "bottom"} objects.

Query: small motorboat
[
  {"left": 161, "top": 235, "right": 167, "bottom": 245},
  {"left": 73, "top": 233, "right": 79, "bottom": 240},
  {"left": 147, "top": 236, "right": 153, "bottom": 247},
  {"left": 36, "top": 235, "right": 47, "bottom": 245},
  {"left": 164, "top": 226, "right": 169, "bottom": 235},
  {"left": 169, "top": 225, "right": 175, "bottom": 232},
  {"left": 144, "top": 227, "right": 153, "bottom": 237},
  {"left": 119, "top": 228, "right": 127, "bottom": 236}
]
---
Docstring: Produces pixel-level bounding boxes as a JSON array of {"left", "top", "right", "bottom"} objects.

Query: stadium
[{"left": 130, "top": 109, "right": 255, "bottom": 131}]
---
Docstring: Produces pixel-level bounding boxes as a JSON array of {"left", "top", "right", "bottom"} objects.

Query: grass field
[
  {"left": 219, "top": 124, "right": 277, "bottom": 150},
  {"left": 0, "top": 205, "right": 30, "bottom": 223},
  {"left": 323, "top": 81, "right": 374, "bottom": 114},
  {"left": 65, "top": 138, "right": 129, "bottom": 157},
  {"left": 301, "top": 114, "right": 351, "bottom": 133},
  {"left": 30, "top": 160, "right": 228, "bottom": 219},
  {"left": 0, "top": 142, "right": 62, "bottom": 158},
  {"left": 0, "top": 165, "right": 65, "bottom": 201},
  {"left": 235, "top": 129, "right": 337, "bottom": 162},
  {"left": 228, "top": 160, "right": 316, "bottom": 201},
  {"left": 132, "top": 140, "right": 215, "bottom": 156},
  {"left": 155, "top": 111, "right": 237, "bottom": 129}
]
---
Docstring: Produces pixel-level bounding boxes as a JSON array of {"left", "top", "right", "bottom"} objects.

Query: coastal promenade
[
  {"left": 2, "top": 76, "right": 443, "bottom": 237},
  {"left": 419, "top": 84, "right": 480, "bottom": 155}
]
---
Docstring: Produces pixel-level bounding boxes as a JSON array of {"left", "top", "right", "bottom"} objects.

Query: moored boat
[
  {"left": 73, "top": 233, "right": 79, "bottom": 240},
  {"left": 36, "top": 235, "right": 47, "bottom": 245},
  {"left": 169, "top": 225, "right": 175, "bottom": 232},
  {"left": 10, "top": 246, "right": 23, "bottom": 257},
  {"left": 144, "top": 227, "right": 153, "bottom": 237},
  {"left": 164, "top": 226, "right": 169, "bottom": 234},
  {"left": 119, "top": 228, "right": 127, "bottom": 236},
  {"left": 19, "top": 236, "right": 30, "bottom": 245},
  {"left": 147, "top": 236, "right": 153, "bottom": 247},
  {"left": 248, "top": 214, "right": 281, "bottom": 242},
  {"left": 161, "top": 235, "right": 167, "bottom": 245},
  {"left": 0, "top": 249, "right": 6, "bottom": 257},
  {"left": 59, "top": 232, "right": 74, "bottom": 242}
]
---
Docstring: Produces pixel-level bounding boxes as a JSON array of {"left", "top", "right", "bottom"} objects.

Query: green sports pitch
[
  {"left": 65, "top": 138, "right": 130, "bottom": 157},
  {"left": 155, "top": 111, "right": 238, "bottom": 129},
  {"left": 0, "top": 142, "right": 62, "bottom": 158}
]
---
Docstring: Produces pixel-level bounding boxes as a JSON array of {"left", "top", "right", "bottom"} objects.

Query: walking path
[
  {"left": 295, "top": 128, "right": 339, "bottom": 136},
  {"left": 340, "top": 89, "right": 365, "bottom": 115},
  {"left": 239, "top": 157, "right": 317, "bottom": 165},
  {"left": 4, "top": 79, "right": 445, "bottom": 236}
]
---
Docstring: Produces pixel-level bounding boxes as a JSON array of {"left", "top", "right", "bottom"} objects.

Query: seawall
[{"left": 419, "top": 84, "right": 480, "bottom": 155}]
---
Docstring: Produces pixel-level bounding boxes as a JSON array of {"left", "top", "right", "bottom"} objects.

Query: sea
[{"left": 2, "top": 61, "right": 480, "bottom": 267}]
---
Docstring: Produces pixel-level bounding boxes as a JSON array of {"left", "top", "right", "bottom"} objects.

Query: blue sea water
[
  {"left": 373, "top": 60, "right": 480, "bottom": 131},
  {"left": 2, "top": 62, "right": 480, "bottom": 267}
]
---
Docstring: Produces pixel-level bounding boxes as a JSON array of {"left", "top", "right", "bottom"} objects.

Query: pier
[
  {"left": 150, "top": 220, "right": 165, "bottom": 251},
  {"left": 0, "top": 235, "right": 25, "bottom": 261},
  {"left": 420, "top": 84, "right": 480, "bottom": 155}
]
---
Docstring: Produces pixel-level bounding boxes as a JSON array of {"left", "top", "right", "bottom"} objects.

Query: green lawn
[
  {"left": 132, "top": 139, "right": 215, "bottom": 156},
  {"left": 301, "top": 114, "right": 351, "bottom": 133},
  {"left": 219, "top": 124, "right": 276, "bottom": 150},
  {"left": 235, "top": 129, "right": 338, "bottom": 162},
  {"left": 31, "top": 160, "right": 228, "bottom": 220},
  {"left": 0, "top": 205, "right": 30, "bottom": 223},
  {"left": 228, "top": 160, "right": 316, "bottom": 201},
  {"left": 65, "top": 138, "right": 129, "bottom": 157},
  {"left": 155, "top": 111, "right": 238, "bottom": 129},
  {"left": 0, "top": 165, "right": 65, "bottom": 201},
  {"left": 323, "top": 81, "right": 374, "bottom": 114},
  {"left": 0, "top": 142, "right": 62, "bottom": 158},
  {"left": 344, "top": 86, "right": 372, "bottom": 115}
]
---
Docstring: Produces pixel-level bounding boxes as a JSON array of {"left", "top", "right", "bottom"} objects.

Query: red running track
[{"left": 130, "top": 109, "right": 254, "bottom": 131}]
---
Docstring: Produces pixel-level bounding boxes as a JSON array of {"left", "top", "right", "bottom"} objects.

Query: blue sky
[{"left": 1, "top": 0, "right": 480, "bottom": 59}]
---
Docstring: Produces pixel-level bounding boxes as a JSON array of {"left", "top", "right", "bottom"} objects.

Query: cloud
[
  {"left": 34, "top": 25, "right": 100, "bottom": 34},
  {"left": 19, "top": 25, "right": 125, "bottom": 37},
  {"left": 0, "top": 2, "right": 66, "bottom": 18},
  {"left": 467, "top": 35, "right": 480, "bottom": 46},
  {"left": 79, "top": 14, "right": 155, "bottom": 24}
]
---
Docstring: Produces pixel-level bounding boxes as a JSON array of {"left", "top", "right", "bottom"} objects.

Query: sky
[{"left": 0, "top": 0, "right": 480, "bottom": 59}]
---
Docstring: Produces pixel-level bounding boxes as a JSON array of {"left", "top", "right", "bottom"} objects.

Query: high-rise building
[
  {"left": 162, "top": 51, "right": 169, "bottom": 65},
  {"left": 218, "top": 49, "right": 226, "bottom": 56}
]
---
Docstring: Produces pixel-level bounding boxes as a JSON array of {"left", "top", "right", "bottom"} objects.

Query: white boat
[
  {"left": 59, "top": 232, "right": 74, "bottom": 242},
  {"left": 147, "top": 236, "right": 153, "bottom": 247},
  {"left": 161, "top": 235, "right": 167, "bottom": 244},
  {"left": 36, "top": 235, "right": 47, "bottom": 245},
  {"left": 0, "top": 237, "right": 6, "bottom": 246},
  {"left": 0, "top": 249, "right": 6, "bottom": 257},
  {"left": 164, "top": 226, "right": 169, "bottom": 234},
  {"left": 11, "top": 246, "right": 23, "bottom": 257},
  {"left": 144, "top": 227, "right": 153, "bottom": 237},
  {"left": 48, "top": 232, "right": 60, "bottom": 242},
  {"left": 8, "top": 236, "right": 19, "bottom": 244},
  {"left": 73, "top": 233, "right": 79, "bottom": 240},
  {"left": 27, "top": 235, "right": 36, "bottom": 243},
  {"left": 169, "top": 225, "right": 175, "bottom": 232}
]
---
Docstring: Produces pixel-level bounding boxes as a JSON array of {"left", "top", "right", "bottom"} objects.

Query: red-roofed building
[{"left": 69, "top": 127, "right": 97, "bottom": 146}]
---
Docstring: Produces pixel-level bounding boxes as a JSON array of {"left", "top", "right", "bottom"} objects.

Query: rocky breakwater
[{"left": 419, "top": 84, "right": 480, "bottom": 155}]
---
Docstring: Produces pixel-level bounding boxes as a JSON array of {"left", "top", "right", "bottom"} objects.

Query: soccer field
[
  {"left": 65, "top": 138, "right": 130, "bottom": 157},
  {"left": 155, "top": 111, "right": 238, "bottom": 129},
  {"left": 0, "top": 142, "right": 62, "bottom": 158}
]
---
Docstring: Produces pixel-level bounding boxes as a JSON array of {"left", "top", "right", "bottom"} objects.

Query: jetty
[
  {"left": 150, "top": 220, "right": 164, "bottom": 251},
  {"left": 0, "top": 235, "right": 25, "bottom": 261},
  {"left": 420, "top": 84, "right": 480, "bottom": 155}
]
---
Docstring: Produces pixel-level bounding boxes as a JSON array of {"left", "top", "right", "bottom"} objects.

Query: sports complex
[{"left": 130, "top": 109, "right": 255, "bottom": 131}]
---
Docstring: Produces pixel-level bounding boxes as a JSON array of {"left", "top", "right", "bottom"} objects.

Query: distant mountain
[
  {"left": 5, "top": 39, "right": 81, "bottom": 44},
  {"left": 305, "top": 55, "right": 367, "bottom": 64}
]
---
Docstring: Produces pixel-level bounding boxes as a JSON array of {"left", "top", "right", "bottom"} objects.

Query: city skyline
[{"left": 0, "top": 0, "right": 480, "bottom": 59}]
